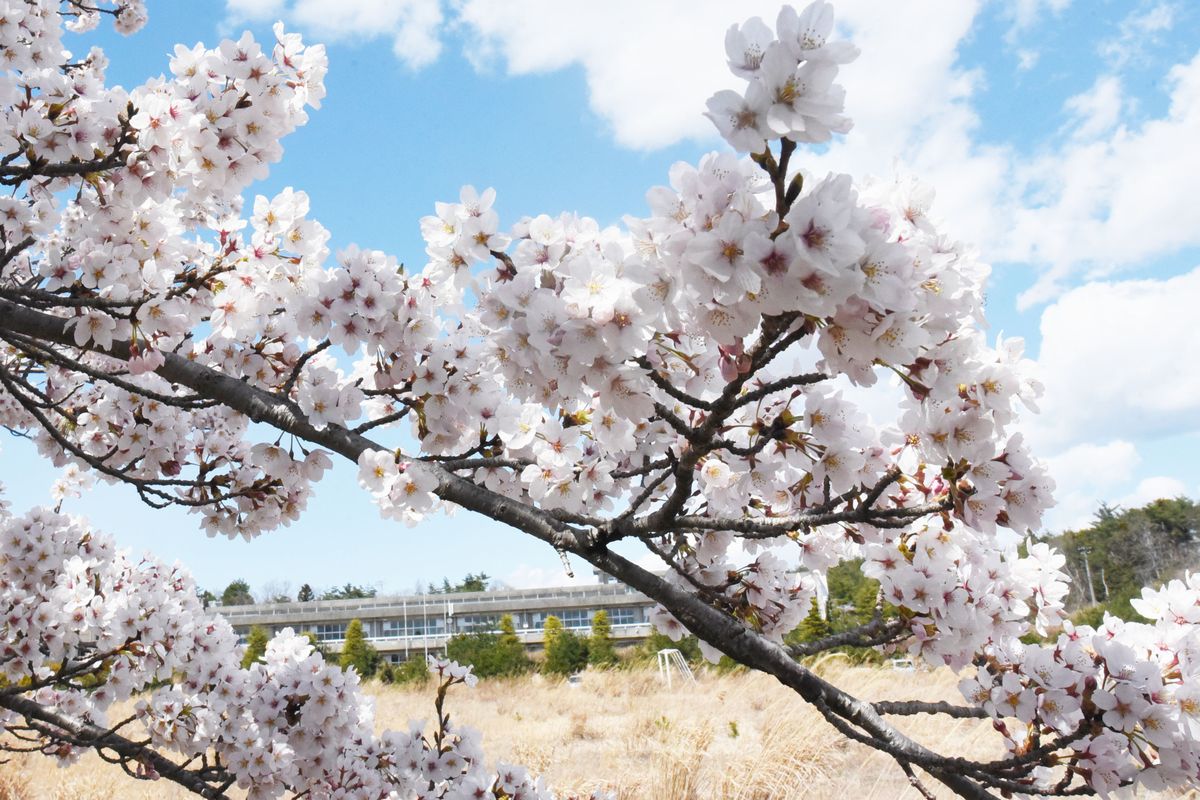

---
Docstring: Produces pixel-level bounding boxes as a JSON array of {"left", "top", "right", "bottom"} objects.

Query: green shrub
[
  {"left": 240, "top": 625, "right": 269, "bottom": 669},
  {"left": 395, "top": 655, "right": 430, "bottom": 685},
  {"left": 339, "top": 619, "right": 379, "bottom": 678},
  {"left": 544, "top": 625, "right": 588, "bottom": 676}
]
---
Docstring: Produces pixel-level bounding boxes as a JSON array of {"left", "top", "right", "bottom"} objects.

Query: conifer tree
[
  {"left": 240, "top": 625, "right": 269, "bottom": 669},
  {"left": 542, "top": 614, "right": 563, "bottom": 649},
  {"left": 338, "top": 619, "right": 379, "bottom": 678},
  {"left": 543, "top": 615, "right": 588, "bottom": 675},
  {"left": 795, "top": 598, "right": 833, "bottom": 644},
  {"left": 497, "top": 614, "right": 531, "bottom": 675},
  {"left": 588, "top": 610, "right": 617, "bottom": 667}
]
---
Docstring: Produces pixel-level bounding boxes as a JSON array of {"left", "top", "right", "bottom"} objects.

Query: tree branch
[
  {"left": 0, "top": 297, "right": 1046, "bottom": 799},
  {"left": 0, "top": 692, "right": 232, "bottom": 799}
]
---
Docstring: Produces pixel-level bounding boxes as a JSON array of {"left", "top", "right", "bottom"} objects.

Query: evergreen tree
[
  {"left": 587, "top": 610, "right": 617, "bottom": 667},
  {"left": 498, "top": 613, "right": 520, "bottom": 644},
  {"left": 457, "top": 572, "right": 490, "bottom": 592},
  {"left": 542, "top": 614, "right": 564, "bottom": 649},
  {"left": 240, "top": 625, "right": 269, "bottom": 669},
  {"left": 446, "top": 632, "right": 503, "bottom": 676},
  {"left": 497, "top": 614, "right": 531, "bottom": 674},
  {"left": 543, "top": 615, "right": 588, "bottom": 675},
  {"left": 794, "top": 598, "right": 833, "bottom": 643},
  {"left": 1054, "top": 497, "right": 1200, "bottom": 620},
  {"left": 221, "top": 578, "right": 253, "bottom": 607},
  {"left": 297, "top": 583, "right": 315, "bottom": 602},
  {"left": 825, "top": 559, "right": 888, "bottom": 628},
  {"left": 321, "top": 583, "right": 376, "bottom": 600},
  {"left": 428, "top": 573, "right": 492, "bottom": 594},
  {"left": 338, "top": 619, "right": 379, "bottom": 678}
]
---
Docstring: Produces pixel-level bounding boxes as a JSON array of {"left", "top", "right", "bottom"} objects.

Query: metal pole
[
  {"left": 403, "top": 597, "right": 409, "bottom": 659},
  {"left": 422, "top": 593, "right": 429, "bottom": 660},
  {"left": 1079, "top": 547, "right": 1097, "bottom": 606}
]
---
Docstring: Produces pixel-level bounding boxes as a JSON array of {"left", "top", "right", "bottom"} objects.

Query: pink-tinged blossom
[{"left": 127, "top": 346, "right": 165, "bottom": 375}]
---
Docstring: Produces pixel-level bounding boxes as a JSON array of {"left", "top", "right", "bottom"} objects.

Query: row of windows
[
  {"left": 380, "top": 618, "right": 448, "bottom": 637},
  {"left": 237, "top": 606, "right": 646, "bottom": 643},
  {"left": 452, "top": 606, "right": 642, "bottom": 633}
]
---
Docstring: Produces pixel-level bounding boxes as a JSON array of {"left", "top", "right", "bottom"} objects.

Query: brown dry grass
[{"left": 4, "top": 663, "right": 1196, "bottom": 799}]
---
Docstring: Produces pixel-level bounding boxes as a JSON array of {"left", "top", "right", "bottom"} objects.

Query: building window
[
  {"left": 559, "top": 609, "right": 590, "bottom": 628},
  {"left": 609, "top": 607, "right": 636, "bottom": 626},
  {"left": 379, "top": 618, "right": 446, "bottom": 637},
  {"left": 313, "top": 623, "right": 346, "bottom": 642},
  {"left": 455, "top": 614, "right": 498, "bottom": 632}
]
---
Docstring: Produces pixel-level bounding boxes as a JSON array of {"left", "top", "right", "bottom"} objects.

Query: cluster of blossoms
[
  {"left": 0, "top": 345, "right": 334, "bottom": 537},
  {"left": 0, "top": 487, "right": 596, "bottom": 799},
  {"left": 0, "top": 3, "right": 342, "bottom": 536},
  {"left": 864, "top": 529, "right": 1070, "bottom": 667},
  {"left": 14, "top": 4, "right": 328, "bottom": 356},
  {"left": 382, "top": 0, "right": 1051, "bottom": 654},
  {"left": 708, "top": 3, "right": 856, "bottom": 151},
  {"left": 358, "top": 450, "right": 440, "bottom": 525},
  {"left": 960, "top": 578, "right": 1200, "bottom": 794}
]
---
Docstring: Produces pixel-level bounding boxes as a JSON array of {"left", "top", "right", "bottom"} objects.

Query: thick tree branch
[
  {"left": 584, "top": 546, "right": 1004, "bottom": 799},
  {"left": 873, "top": 700, "right": 989, "bottom": 720},
  {"left": 0, "top": 297, "right": 1058, "bottom": 799},
  {"left": 629, "top": 497, "right": 952, "bottom": 538},
  {"left": 787, "top": 616, "right": 907, "bottom": 658},
  {"left": 0, "top": 693, "right": 232, "bottom": 799}
]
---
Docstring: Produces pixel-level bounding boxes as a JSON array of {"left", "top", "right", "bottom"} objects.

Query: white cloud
[
  {"left": 500, "top": 558, "right": 599, "bottom": 589},
  {"left": 222, "top": 0, "right": 1200, "bottom": 305},
  {"left": 451, "top": 0, "right": 988, "bottom": 153},
  {"left": 224, "top": 0, "right": 444, "bottom": 68},
  {"left": 1000, "top": 0, "right": 1070, "bottom": 77},
  {"left": 1062, "top": 75, "right": 1124, "bottom": 141},
  {"left": 1011, "top": 49, "right": 1200, "bottom": 307},
  {"left": 1016, "top": 49, "right": 1040, "bottom": 71},
  {"left": 1028, "top": 266, "right": 1200, "bottom": 451},
  {"left": 1005, "top": 0, "right": 1072, "bottom": 40},
  {"left": 226, "top": 0, "right": 284, "bottom": 17},
  {"left": 453, "top": 0, "right": 758, "bottom": 149},
  {"left": 1042, "top": 440, "right": 1139, "bottom": 531},
  {"left": 1099, "top": 1, "right": 1177, "bottom": 69},
  {"left": 1119, "top": 476, "right": 1189, "bottom": 508}
]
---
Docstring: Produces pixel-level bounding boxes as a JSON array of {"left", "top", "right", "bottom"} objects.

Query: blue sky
[{"left": 4, "top": 0, "right": 1199, "bottom": 599}]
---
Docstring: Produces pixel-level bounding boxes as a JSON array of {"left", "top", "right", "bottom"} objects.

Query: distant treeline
[
  {"left": 1051, "top": 497, "right": 1199, "bottom": 623},
  {"left": 202, "top": 573, "right": 495, "bottom": 607}
]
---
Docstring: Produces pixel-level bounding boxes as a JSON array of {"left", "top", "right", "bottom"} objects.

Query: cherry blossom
[{"left": 0, "top": 1, "right": 1193, "bottom": 797}]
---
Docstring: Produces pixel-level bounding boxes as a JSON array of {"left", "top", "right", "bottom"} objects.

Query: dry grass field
[{"left": 2, "top": 662, "right": 1196, "bottom": 799}]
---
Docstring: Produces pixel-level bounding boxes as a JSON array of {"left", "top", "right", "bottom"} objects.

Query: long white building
[{"left": 219, "top": 580, "right": 657, "bottom": 663}]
